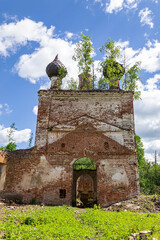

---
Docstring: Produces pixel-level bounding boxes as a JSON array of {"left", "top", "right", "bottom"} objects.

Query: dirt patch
[
  {"left": 74, "top": 208, "right": 86, "bottom": 218},
  {"left": 1, "top": 195, "right": 160, "bottom": 214},
  {"left": 105, "top": 195, "right": 160, "bottom": 213}
]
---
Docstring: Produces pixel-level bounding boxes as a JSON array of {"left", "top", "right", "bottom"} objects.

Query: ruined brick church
[{"left": 0, "top": 55, "right": 140, "bottom": 207}]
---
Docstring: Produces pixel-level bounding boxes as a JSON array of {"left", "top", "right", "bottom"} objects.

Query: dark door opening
[
  {"left": 72, "top": 157, "right": 97, "bottom": 207},
  {"left": 76, "top": 174, "right": 94, "bottom": 207}
]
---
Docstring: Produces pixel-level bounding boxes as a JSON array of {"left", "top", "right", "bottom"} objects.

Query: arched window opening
[{"left": 74, "top": 157, "right": 96, "bottom": 170}]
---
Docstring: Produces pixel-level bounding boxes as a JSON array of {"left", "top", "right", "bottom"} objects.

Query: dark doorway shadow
[{"left": 72, "top": 157, "right": 97, "bottom": 207}]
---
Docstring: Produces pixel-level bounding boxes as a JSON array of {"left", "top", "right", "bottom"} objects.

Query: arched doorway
[
  {"left": 72, "top": 157, "right": 97, "bottom": 207},
  {"left": 76, "top": 174, "right": 94, "bottom": 207}
]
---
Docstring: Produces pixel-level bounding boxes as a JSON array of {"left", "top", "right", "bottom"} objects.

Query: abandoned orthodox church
[{"left": 0, "top": 56, "right": 140, "bottom": 207}]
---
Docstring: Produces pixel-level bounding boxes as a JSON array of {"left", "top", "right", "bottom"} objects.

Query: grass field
[{"left": 0, "top": 205, "right": 160, "bottom": 239}]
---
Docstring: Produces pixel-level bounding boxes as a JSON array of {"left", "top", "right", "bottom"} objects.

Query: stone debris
[
  {"left": 105, "top": 195, "right": 160, "bottom": 213},
  {"left": 129, "top": 231, "right": 152, "bottom": 240}
]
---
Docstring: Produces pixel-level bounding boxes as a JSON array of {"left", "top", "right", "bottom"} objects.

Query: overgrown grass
[
  {"left": 79, "top": 208, "right": 160, "bottom": 239},
  {"left": 0, "top": 205, "right": 160, "bottom": 239},
  {"left": 0, "top": 206, "right": 95, "bottom": 240}
]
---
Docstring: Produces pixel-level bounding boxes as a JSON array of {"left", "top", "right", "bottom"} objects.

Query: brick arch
[{"left": 72, "top": 157, "right": 97, "bottom": 207}]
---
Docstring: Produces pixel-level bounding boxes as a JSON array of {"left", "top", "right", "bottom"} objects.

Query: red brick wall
[
  {"left": 77, "top": 174, "right": 94, "bottom": 193},
  {"left": 0, "top": 90, "right": 140, "bottom": 206}
]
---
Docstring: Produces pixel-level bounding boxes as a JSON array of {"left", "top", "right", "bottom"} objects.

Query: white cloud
[
  {"left": 116, "top": 40, "right": 129, "bottom": 49},
  {"left": 3, "top": 18, "right": 159, "bottom": 89},
  {"left": 39, "top": 81, "right": 51, "bottom": 90},
  {"left": 0, "top": 18, "right": 79, "bottom": 86},
  {"left": 117, "top": 40, "right": 139, "bottom": 66},
  {"left": 0, "top": 125, "right": 31, "bottom": 145},
  {"left": 106, "top": 0, "right": 123, "bottom": 13},
  {"left": 134, "top": 74, "right": 160, "bottom": 159},
  {"left": 3, "top": 104, "right": 13, "bottom": 114},
  {"left": 145, "top": 153, "right": 160, "bottom": 163},
  {"left": 2, "top": 13, "right": 18, "bottom": 22},
  {"left": 139, "top": 8, "right": 154, "bottom": 28},
  {"left": 118, "top": 39, "right": 160, "bottom": 73},
  {"left": 105, "top": 0, "right": 140, "bottom": 13},
  {"left": 33, "top": 105, "right": 38, "bottom": 115},
  {"left": 117, "top": 40, "right": 160, "bottom": 159},
  {"left": 93, "top": 60, "right": 103, "bottom": 79},
  {"left": 134, "top": 41, "right": 160, "bottom": 72},
  {"left": 0, "top": 18, "right": 55, "bottom": 57},
  {"left": 64, "top": 31, "right": 80, "bottom": 41},
  {"left": 124, "top": 0, "right": 139, "bottom": 9},
  {"left": 14, "top": 38, "right": 79, "bottom": 86},
  {"left": 0, "top": 104, "right": 12, "bottom": 115},
  {"left": 65, "top": 31, "right": 74, "bottom": 39},
  {"left": 145, "top": 40, "right": 152, "bottom": 48},
  {"left": 145, "top": 74, "right": 160, "bottom": 91}
]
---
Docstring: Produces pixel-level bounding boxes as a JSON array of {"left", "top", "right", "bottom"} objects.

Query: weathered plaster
[
  {"left": 0, "top": 165, "right": 6, "bottom": 191},
  {"left": 0, "top": 151, "right": 7, "bottom": 164},
  {"left": 99, "top": 160, "right": 129, "bottom": 187},
  {"left": 103, "top": 132, "right": 124, "bottom": 146},
  {"left": 48, "top": 132, "right": 68, "bottom": 144},
  {"left": 19, "top": 155, "right": 66, "bottom": 190}
]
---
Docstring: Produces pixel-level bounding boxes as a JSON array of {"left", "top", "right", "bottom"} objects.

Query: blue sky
[{"left": 0, "top": 0, "right": 160, "bottom": 162}]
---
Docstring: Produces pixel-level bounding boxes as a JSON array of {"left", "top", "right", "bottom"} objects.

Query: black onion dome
[{"left": 46, "top": 54, "right": 66, "bottom": 78}]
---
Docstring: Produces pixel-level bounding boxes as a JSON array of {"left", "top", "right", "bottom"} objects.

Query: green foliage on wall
[
  {"left": 67, "top": 78, "right": 78, "bottom": 90},
  {"left": 72, "top": 34, "right": 94, "bottom": 89},
  {"left": 72, "top": 35, "right": 143, "bottom": 98},
  {"left": 74, "top": 157, "right": 96, "bottom": 170},
  {"left": 0, "top": 123, "right": 17, "bottom": 151},
  {"left": 122, "top": 62, "right": 142, "bottom": 100}
]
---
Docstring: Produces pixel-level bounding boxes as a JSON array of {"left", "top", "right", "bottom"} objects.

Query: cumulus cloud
[
  {"left": 0, "top": 18, "right": 79, "bottom": 86},
  {"left": 3, "top": 17, "right": 159, "bottom": 89},
  {"left": 33, "top": 105, "right": 38, "bottom": 115},
  {"left": 0, "top": 104, "right": 12, "bottom": 115},
  {"left": 139, "top": 8, "right": 154, "bottom": 28},
  {"left": 106, "top": 0, "right": 124, "bottom": 13},
  {"left": 118, "top": 39, "right": 160, "bottom": 73},
  {"left": 116, "top": 40, "right": 160, "bottom": 161},
  {"left": 134, "top": 74, "right": 160, "bottom": 161},
  {"left": 0, "top": 18, "right": 55, "bottom": 57},
  {"left": 133, "top": 41, "right": 160, "bottom": 72},
  {"left": 0, "top": 125, "right": 31, "bottom": 145},
  {"left": 14, "top": 37, "right": 79, "bottom": 85},
  {"left": 105, "top": 0, "right": 140, "bottom": 13},
  {"left": 117, "top": 40, "right": 139, "bottom": 65},
  {"left": 93, "top": 0, "right": 157, "bottom": 24}
]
